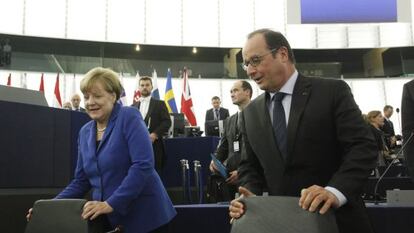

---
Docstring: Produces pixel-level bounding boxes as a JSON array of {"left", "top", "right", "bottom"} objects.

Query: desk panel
[{"left": 161, "top": 137, "right": 220, "bottom": 188}]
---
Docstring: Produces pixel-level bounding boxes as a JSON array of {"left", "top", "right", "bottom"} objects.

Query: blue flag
[
  {"left": 151, "top": 69, "right": 160, "bottom": 100},
  {"left": 164, "top": 68, "right": 178, "bottom": 113}
]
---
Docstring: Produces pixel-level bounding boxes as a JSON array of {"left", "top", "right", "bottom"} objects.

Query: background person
[
  {"left": 209, "top": 80, "right": 252, "bottom": 201},
  {"left": 71, "top": 93, "right": 86, "bottom": 112},
  {"left": 131, "top": 76, "right": 171, "bottom": 173}
]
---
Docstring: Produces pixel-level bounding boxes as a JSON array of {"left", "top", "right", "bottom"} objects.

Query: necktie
[
  {"left": 272, "top": 92, "right": 287, "bottom": 159},
  {"left": 215, "top": 109, "right": 220, "bottom": 120}
]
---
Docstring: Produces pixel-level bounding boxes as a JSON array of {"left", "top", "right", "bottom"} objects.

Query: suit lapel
[
  {"left": 287, "top": 75, "right": 311, "bottom": 161},
  {"left": 96, "top": 104, "right": 120, "bottom": 154},
  {"left": 145, "top": 98, "right": 155, "bottom": 123},
  {"left": 247, "top": 94, "right": 284, "bottom": 165}
]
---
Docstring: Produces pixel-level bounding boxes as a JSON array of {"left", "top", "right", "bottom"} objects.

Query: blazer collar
[{"left": 286, "top": 74, "right": 311, "bottom": 160}]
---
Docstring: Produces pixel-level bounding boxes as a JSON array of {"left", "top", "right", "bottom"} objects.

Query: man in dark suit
[
  {"left": 229, "top": 29, "right": 377, "bottom": 233},
  {"left": 381, "top": 105, "right": 397, "bottom": 148},
  {"left": 205, "top": 96, "right": 230, "bottom": 136},
  {"left": 205, "top": 96, "right": 230, "bottom": 121},
  {"left": 209, "top": 80, "right": 252, "bottom": 201},
  {"left": 402, "top": 80, "right": 414, "bottom": 182},
  {"left": 131, "top": 76, "right": 171, "bottom": 173},
  {"left": 71, "top": 94, "right": 86, "bottom": 112}
]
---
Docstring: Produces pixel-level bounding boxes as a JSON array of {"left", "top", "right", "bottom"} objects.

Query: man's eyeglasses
[{"left": 241, "top": 48, "right": 278, "bottom": 71}]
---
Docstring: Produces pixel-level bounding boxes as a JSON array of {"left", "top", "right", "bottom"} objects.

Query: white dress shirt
[{"left": 139, "top": 96, "right": 151, "bottom": 119}]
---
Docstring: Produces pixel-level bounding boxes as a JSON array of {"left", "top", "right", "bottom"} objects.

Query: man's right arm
[{"left": 237, "top": 112, "right": 265, "bottom": 195}]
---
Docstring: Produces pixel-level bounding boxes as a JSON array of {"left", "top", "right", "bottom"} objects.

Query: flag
[
  {"left": 164, "top": 68, "right": 178, "bottom": 113},
  {"left": 151, "top": 69, "right": 160, "bottom": 100},
  {"left": 53, "top": 73, "right": 62, "bottom": 108},
  {"left": 20, "top": 73, "right": 27, "bottom": 88},
  {"left": 39, "top": 73, "right": 44, "bottom": 92},
  {"left": 181, "top": 67, "right": 197, "bottom": 126},
  {"left": 7, "top": 73, "right": 11, "bottom": 86},
  {"left": 117, "top": 73, "right": 128, "bottom": 106},
  {"left": 71, "top": 74, "right": 77, "bottom": 96},
  {"left": 133, "top": 71, "right": 141, "bottom": 104}
]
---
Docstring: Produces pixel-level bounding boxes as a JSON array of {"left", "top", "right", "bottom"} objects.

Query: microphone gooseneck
[{"left": 373, "top": 132, "right": 414, "bottom": 204}]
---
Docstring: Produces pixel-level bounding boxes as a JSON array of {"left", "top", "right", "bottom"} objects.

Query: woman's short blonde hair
[
  {"left": 80, "top": 67, "right": 122, "bottom": 100},
  {"left": 366, "top": 110, "right": 381, "bottom": 124}
]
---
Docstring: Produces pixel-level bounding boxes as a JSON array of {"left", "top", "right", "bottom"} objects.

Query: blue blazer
[{"left": 56, "top": 103, "right": 176, "bottom": 233}]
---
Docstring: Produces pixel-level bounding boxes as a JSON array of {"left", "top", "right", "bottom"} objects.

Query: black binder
[
  {"left": 25, "top": 199, "right": 109, "bottom": 233},
  {"left": 231, "top": 196, "right": 338, "bottom": 233}
]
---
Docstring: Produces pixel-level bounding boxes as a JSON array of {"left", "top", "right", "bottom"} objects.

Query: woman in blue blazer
[{"left": 51, "top": 67, "right": 175, "bottom": 233}]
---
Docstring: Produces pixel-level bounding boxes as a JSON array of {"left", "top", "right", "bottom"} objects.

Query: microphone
[
  {"left": 373, "top": 131, "right": 414, "bottom": 204},
  {"left": 396, "top": 108, "right": 401, "bottom": 135},
  {"left": 105, "top": 225, "right": 123, "bottom": 233}
]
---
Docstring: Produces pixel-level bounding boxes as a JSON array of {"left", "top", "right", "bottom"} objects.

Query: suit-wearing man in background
[
  {"left": 209, "top": 80, "right": 252, "bottom": 201},
  {"left": 132, "top": 76, "right": 171, "bottom": 173},
  {"left": 381, "top": 105, "right": 397, "bottom": 149},
  {"left": 205, "top": 96, "right": 230, "bottom": 122},
  {"left": 402, "top": 80, "right": 414, "bottom": 182},
  {"left": 71, "top": 93, "right": 86, "bottom": 112},
  {"left": 229, "top": 29, "right": 377, "bottom": 233}
]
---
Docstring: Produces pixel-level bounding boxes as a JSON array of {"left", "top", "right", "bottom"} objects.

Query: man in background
[
  {"left": 209, "top": 80, "right": 252, "bottom": 201},
  {"left": 71, "top": 94, "right": 85, "bottom": 112},
  {"left": 205, "top": 96, "right": 230, "bottom": 122},
  {"left": 381, "top": 105, "right": 397, "bottom": 148},
  {"left": 132, "top": 76, "right": 171, "bottom": 173},
  {"left": 402, "top": 80, "right": 414, "bottom": 182}
]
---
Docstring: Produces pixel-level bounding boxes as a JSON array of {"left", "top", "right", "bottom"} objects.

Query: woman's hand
[
  {"left": 82, "top": 201, "right": 113, "bottom": 220},
  {"left": 26, "top": 208, "right": 33, "bottom": 222}
]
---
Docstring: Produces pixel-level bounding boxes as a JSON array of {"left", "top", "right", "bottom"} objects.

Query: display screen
[{"left": 301, "top": 0, "right": 397, "bottom": 23}]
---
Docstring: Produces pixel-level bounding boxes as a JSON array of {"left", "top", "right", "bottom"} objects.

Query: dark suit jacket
[
  {"left": 402, "top": 80, "right": 414, "bottom": 181},
  {"left": 216, "top": 113, "right": 242, "bottom": 172},
  {"left": 381, "top": 118, "right": 395, "bottom": 137},
  {"left": 56, "top": 104, "right": 176, "bottom": 233},
  {"left": 131, "top": 98, "right": 171, "bottom": 171},
  {"left": 205, "top": 107, "right": 230, "bottom": 122},
  {"left": 238, "top": 75, "right": 377, "bottom": 233}
]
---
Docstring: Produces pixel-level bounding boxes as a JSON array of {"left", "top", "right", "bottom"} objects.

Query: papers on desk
[{"left": 210, "top": 153, "right": 229, "bottom": 179}]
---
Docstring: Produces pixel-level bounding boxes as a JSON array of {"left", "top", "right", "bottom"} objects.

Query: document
[{"left": 210, "top": 153, "right": 229, "bottom": 179}]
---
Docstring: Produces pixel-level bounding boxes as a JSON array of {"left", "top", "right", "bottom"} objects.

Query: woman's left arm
[{"left": 106, "top": 108, "right": 154, "bottom": 215}]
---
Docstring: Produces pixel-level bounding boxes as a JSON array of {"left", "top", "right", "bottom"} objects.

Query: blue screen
[{"left": 301, "top": 0, "right": 397, "bottom": 23}]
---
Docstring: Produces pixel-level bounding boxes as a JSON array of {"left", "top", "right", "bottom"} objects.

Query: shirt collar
[
  {"left": 268, "top": 69, "right": 298, "bottom": 97},
  {"left": 140, "top": 96, "right": 151, "bottom": 101}
]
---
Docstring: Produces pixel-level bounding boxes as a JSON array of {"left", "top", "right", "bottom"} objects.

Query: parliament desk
[
  {"left": 169, "top": 203, "right": 414, "bottom": 233},
  {"left": 161, "top": 136, "right": 220, "bottom": 188}
]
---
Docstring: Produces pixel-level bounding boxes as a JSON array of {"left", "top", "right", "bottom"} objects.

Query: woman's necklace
[{"left": 97, "top": 127, "right": 106, "bottom": 132}]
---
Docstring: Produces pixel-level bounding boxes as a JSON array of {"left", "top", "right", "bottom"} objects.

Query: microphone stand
[{"left": 373, "top": 132, "right": 414, "bottom": 204}]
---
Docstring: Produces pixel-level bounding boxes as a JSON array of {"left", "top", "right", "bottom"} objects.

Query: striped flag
[
  {"left": 164, "top": 68, "right": 178, "bottom": 113},
  {"left": 117, "top": 73, "right": 128, "bottom": 106},
  {"left": 151, "top": 69, "right": 160, "bottom": 100},
  {"left": 181, "top": 67, "right": 197, "bottom": 126},
  {"left": 133, "top": 71, "right": 141, "bottom": 104},
  {"left": 53, "top": 73, "right": 62, "bottom": 108},
  {"left": 7, "top": 73, "right": 11, "bottom": 86},
  {"left": 39, "top": 73, "right": 44, "bottom": 92},
  {"left": 20, "top": 73, "right": 27, "bottom": 88}
]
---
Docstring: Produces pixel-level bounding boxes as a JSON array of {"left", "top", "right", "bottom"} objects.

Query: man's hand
[
  {"left": 149, "top": 133, "right": 158, "bottom": 143},
  {"left": 209, "top": 161, "right": 219, "bottom": 173},
  {"left": 229, "top": 186, "right": 254, "bottom": 222},
  {"left": 82, "top": 201, "right": 113, "bottom": 220},
  {"left": 226, "top": 170, "right": 238, "bottom": 184},
  {"left": 299, "top": 185, "right": 339, "bottom": 214}
]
